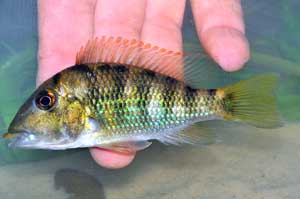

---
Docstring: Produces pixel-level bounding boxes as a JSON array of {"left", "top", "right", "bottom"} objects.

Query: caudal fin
[{"left": 221, "top": 74, "right": 282, "bottom": 128}]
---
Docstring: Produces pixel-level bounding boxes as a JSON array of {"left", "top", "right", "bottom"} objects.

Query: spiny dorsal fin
[
  {"left": 76, "top": 36, "right": 232, "bottom": 88},
  {"left": 76, "top": 36, "right": 223, "bottom": 83},
  {"left": 76, "top": 36, "right": 186, "bottom": 80}
]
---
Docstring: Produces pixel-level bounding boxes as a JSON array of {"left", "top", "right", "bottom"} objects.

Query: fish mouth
[
  {"left": 4, "top": 129, "right": 98, "bottom": 150},
  {"left": 5, "top": 130, "right": 61, "bottom": 149},
  {"left": 5, "top": 130, "right": 40, "bottom": 148},
  {"left": 4, "top": 130, "right": 82, "bottom": 150}
]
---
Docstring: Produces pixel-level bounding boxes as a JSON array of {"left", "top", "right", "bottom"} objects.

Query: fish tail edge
[{"left": 220, "top": 74, "right": 283, "bottom": 128}]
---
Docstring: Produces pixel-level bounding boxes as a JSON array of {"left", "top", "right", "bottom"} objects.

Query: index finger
[{"left": 37, "top": 0, "right": 95, "bottom": 84}]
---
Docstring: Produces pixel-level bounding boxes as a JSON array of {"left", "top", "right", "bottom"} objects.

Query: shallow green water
[{"left": 0, "top": 1, "right": 299, "bottom": 198}]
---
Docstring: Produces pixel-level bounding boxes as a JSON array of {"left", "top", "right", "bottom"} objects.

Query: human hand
[{"left": 37, "top": 0, "right": 249, "bottom": 169}]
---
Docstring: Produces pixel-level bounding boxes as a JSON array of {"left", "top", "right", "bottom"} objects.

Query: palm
[{"left": 38, "top": 0, "right": 249, "bottom": 169}]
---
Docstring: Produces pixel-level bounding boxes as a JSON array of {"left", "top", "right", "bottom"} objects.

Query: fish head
[{"left": 4, "top": 73, "right": 89, "bottom": 149}]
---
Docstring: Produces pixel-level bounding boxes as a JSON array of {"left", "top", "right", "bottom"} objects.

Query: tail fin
[{"left": 221, "top": 74, "right": 282, "bottom": 128}]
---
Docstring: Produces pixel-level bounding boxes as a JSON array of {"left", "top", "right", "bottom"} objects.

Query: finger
[
  {"left": 191, "top": 0, "right": 250, "bottom": 71},
  {"left": 141, "top": 0, "right": 186, "bottom": 78},
  {"left": 90, "top": 148, "right": 135, "bottom": 169},
  {"left": 141, "top": 0, "right": 185, "bottom": 51},
  {"left": 37, "top": 0, "right": 96, "bottom": 84},
  {"left": 91, "top": 0, "right": 146, "bottom": 168},
  {"left": 94, "top": 0, "right": 146, "bottom": 38}
]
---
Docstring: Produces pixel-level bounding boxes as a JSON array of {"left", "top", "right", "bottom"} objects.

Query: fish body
[{"left": 4, "top": 37, "right": 281, "bottom": 152}]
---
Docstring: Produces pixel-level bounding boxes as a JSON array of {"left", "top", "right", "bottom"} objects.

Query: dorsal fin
[
  {"left": 76, "top": 36, "right": 187, "bottom": 80},
  {"left": 76, "top": 36, "right": 229, "bottom": 87}
]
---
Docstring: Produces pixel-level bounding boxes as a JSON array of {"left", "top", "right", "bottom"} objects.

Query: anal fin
[{"left": 158, "top": 122, "right": 218, "bottom": 146}]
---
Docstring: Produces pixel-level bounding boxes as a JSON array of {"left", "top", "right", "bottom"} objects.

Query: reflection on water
[
  {"left": 55, "top": 169, "right": 105, "bottom": 199},
  {"left": 0, "top": 0, "right": 300, "bottom": 198}
]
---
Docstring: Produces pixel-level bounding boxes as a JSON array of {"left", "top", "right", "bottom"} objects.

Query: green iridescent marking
[{"left": 78, "top": 64, "right": 225, "bottom": 136}]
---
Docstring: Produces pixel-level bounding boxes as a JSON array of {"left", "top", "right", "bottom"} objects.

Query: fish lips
[
  {"left": 6, "top": 130, "right": 41, "bottom": 149},
  {"left": 5, "top": 129, "right": 79, "bottom": 150}
]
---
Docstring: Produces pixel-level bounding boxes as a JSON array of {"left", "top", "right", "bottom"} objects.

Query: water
[{"left": 0, "top": 1, "right": 300, "bottom": 198}]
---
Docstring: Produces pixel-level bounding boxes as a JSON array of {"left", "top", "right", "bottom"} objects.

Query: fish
[{"left": 2, "top": 36, "right": 282, "bottom": 152}]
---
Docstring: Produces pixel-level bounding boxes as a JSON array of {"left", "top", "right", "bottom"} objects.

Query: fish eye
[{"left": 35, "top": 89, "right": 57, "bottom": 111}]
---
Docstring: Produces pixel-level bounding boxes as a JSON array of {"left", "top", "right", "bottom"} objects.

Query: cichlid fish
[{"left": 3, "top": 36, "right": 281, "bottom": 152}]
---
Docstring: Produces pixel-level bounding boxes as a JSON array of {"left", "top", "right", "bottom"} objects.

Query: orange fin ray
[
  {"left": 76, "top": 36, "right": 228, "bottom": 86},
  {"left": 76, "top": 36, "right": 196, "bottom": 80}
]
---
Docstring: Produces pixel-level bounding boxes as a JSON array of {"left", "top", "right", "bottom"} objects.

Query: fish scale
[{"left": 84, "top": 64, "right": 223, "bottom": 138}]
